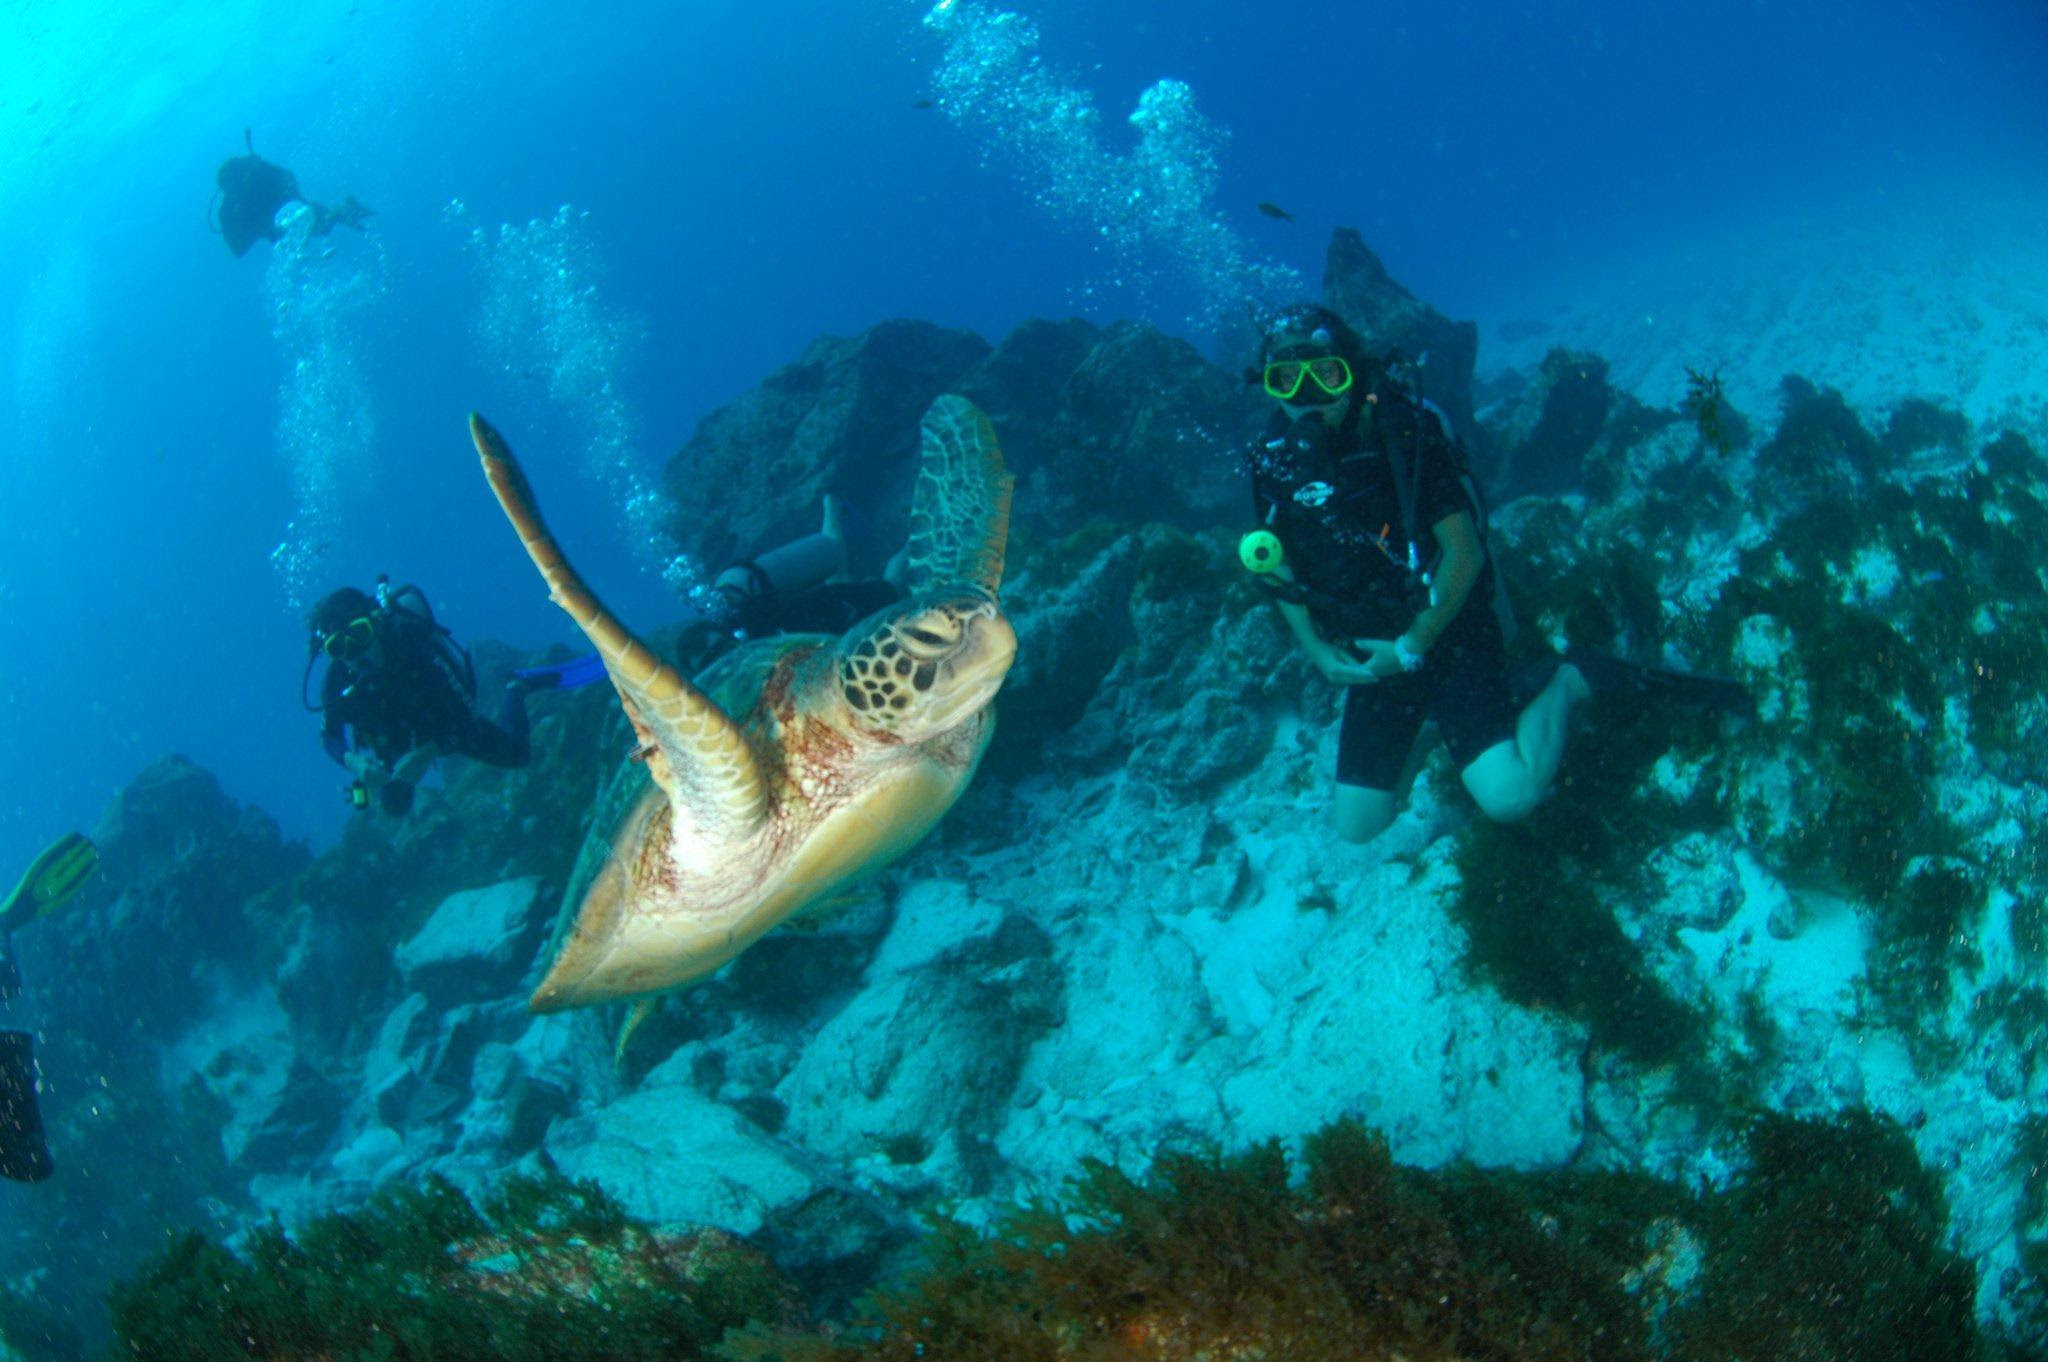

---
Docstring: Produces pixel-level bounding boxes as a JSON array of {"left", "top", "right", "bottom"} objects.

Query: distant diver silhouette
[{"left": 209, "top": 128, "right": 373, "bottom": 258}]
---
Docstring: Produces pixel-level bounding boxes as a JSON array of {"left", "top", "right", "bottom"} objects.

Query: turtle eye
[{"left": 897, "top": 615, "right": 960, "bottom": 659}]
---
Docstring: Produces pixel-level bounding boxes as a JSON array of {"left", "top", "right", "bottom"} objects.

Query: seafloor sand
[{"left": 1478, "top": 183, "right": 2048, "bottom": 441}]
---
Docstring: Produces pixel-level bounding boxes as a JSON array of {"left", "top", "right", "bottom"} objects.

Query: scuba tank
[
  {"left": 711, "top": 532, "right": 847, "bottom": 614},
  {"left": 1379, "top": 350, "right": 1517, "bottom": 643}
]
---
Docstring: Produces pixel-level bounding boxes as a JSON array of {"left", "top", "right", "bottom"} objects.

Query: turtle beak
[{"left": 925, "top": 610, "right": 1015, "bottom": 732}]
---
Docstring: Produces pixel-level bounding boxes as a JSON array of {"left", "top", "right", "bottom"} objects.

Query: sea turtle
[{"left": 466, "top": 395, "right": 1016, "bottom": 1024}]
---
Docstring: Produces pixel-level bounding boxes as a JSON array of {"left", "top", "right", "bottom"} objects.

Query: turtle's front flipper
[
  {"left": 468, "top": 413, "right": 768, "bottom": 842},
  {"left": 904, "top": 395, "right": 1014, "bottom": 598}
]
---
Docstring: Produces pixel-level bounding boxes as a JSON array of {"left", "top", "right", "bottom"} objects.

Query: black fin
[{"left": 1564, "top": 647, "right": 1755, "bottom": 718}]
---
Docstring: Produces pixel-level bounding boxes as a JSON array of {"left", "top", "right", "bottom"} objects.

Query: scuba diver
[
  {"left": 1241, "top": 304, "right": 1749, "bottom": 844},
  {"left": 211, "top": 129, "right": 373, "bottom": 258},
  {"left": 1, "top": 832, "right": 98, "bottom": 1183},
  {"left": 675, "top": 494, "right": 906, "bottom": 675},
  {"left": 305, "top": 578, "right": 599, "bottom": 817}
]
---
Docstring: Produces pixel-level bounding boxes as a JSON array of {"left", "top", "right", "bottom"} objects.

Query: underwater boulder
[
  {"left": 983, "top": 523, "right": 1144, "bottom": 757},
  {"left": 1487, "top": 347, "right": 1616, "bottom": 498},
  {"left": 17, "top": 758, "right": 311, "bottom": 1089},
  {"left": 1040, "top": 321, "right": 1266, "bottom": 532},
  {"left": 776, "top": 882, "right": 1061, "bottom": 1182},
  {"left": 953, "top": 315, "right": 1103, "bottom": 478},
  {"left": 1046, "top": 524, "right": 1296, "bottom": 794},
  {"left": 545, "top": 1078, "right": 901, "bottom": 1294},
  {"left": 662, "top": 319, "right": 990, "bottom": 575},
  {"left": 89, "top": 754, "right": 243, "bottom": 890},
  {"left": 393, "top": 876, "right": 549, "bottom": 1003},
  {"left": 1321, "top": 226, "right": 1481, "bottom": 449},
  {"left": 163, "top": 984, "right": 341, "bottom": 1172}
]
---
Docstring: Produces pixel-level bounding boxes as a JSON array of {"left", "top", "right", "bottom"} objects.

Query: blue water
[{"left": 1, "top": 0, "right": 2043, "bottom": 874}]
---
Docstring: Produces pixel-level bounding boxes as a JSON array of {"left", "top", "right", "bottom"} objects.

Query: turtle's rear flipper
[{"left": 0, "top": 1031, "right": 53, "bottom": 1183}]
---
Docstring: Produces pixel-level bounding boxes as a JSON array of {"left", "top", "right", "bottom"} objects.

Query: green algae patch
[
  {"left": 723, "top": 1120, "right": 1667, "bottom": 1362},
  {"left": 1882, "top": 397, "right": 1972, "bottom": 461},
  {"left": 108, "top": 1175, "right": 801, "bottom": 1362},
  {"left": 1662, "top": 1112, "right": 1979, "bottom": 1362},
  {"left": 1681, "top": 364, "right": 1747, "bottom": 459},
  {"left": 1448, "top": 712, "right": 1713, "bottom": 1068},
  {"left": 724, "top": 1114, "right": 1992, "bottom": 1362},
  {"left": 1497, "top": 505, "right": 1669, "bottom": 660},
  {"left": 1702, "top": 421, "right": 2048, "bottom": 1012},
  {"left": 1756, "top": 375, "right": 1885, "bottom": 500}
]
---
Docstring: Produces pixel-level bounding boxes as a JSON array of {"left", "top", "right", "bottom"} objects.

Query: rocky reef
[{"left": 3, "top": 227, "right": 2045, "bottom": 1358}]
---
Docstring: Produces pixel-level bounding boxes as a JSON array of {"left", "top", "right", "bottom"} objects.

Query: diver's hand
[
  {"left": 1353, "top": 638, "right": 1408, "bottom": 681},
  {"left": 1307, "top": 640, "right": 1382, "bottom": 687},
  {"left": 344, "top": 751, "right": 388, "bottom": 781}
]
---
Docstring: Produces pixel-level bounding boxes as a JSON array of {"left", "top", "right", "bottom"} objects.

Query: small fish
[
  {"left": 1257, "top": 201, "right": 1294, "bottom": 222},
  {"left": 912, "top": 98, "right": 935, "bottom": 110}
]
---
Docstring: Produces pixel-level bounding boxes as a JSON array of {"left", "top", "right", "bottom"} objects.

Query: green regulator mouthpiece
[{"left": 1239, "top": 529, "right": 1284, "bottom": 575}]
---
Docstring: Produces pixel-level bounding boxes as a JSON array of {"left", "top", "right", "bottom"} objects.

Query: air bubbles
[
  {"left": 265, "top": 199, "right": 389, "bottom": 610},
  {"left": 462, "top": 205, "right": 701, "bottom": 596},
  {"left": 923, "top": 2, "right": 1299, "bottom": 339}
]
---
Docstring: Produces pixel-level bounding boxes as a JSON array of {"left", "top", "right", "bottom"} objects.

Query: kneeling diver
[{"left": 1241, "top": 304, "right": 1750, "bottom": 843}]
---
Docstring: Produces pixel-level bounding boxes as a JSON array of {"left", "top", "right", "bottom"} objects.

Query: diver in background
[
  {"left": 1242, "top": 304, "right": 1749, "bottom": 843},
  {"left": 676, "top": 494, "right": 907, "bottom": 675},
  {"left": 211, "top": 129, "right": 373, "bottom": 258},
  {"left": 1, "top": 832, "right": 98, "bottom": 1183},
  {"left": 306, "top": 579, "right": 594, "bottom": 817}
]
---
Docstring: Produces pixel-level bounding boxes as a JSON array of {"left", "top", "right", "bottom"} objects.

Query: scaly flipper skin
[
  {"left": 905, "top": 395, "right": 1013, "bottom": 596},
  {"left": 468, "top": 413, "right": 768, "bottom": 844}
]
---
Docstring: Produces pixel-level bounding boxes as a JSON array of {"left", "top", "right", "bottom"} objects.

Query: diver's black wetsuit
[
  {"left": 0, "top": 936, "right": 50, "bottom": 1182},
  {"left": 1249, "top": 392, "right": 1517, "bottom": 791},
  {"left": 681, "top": 579, "right": 902, "bottom": 676},
  {"left": 319, "top": 613, "right": 529, "bottom": 773},
  {"left": 0, "top": 1027, "right": 51, "bottom": 1183},
  {"left": 216, "top": 153, "right": 307, "bottom": 257},
  {"left": 731, "top": 579, "right": 901, "bottom": 638},
  {"left": 215, "top": 133, "right": 370, "bottom": 258}
]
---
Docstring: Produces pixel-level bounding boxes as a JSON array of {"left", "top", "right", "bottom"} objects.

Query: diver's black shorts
[{"left": 1335, "top": 620, "right": 1519, "bottom": 791}]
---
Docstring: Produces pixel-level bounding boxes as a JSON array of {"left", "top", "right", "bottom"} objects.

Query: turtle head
[{"left": 837, "top": 588, "right": 1016, "bottom": 740}]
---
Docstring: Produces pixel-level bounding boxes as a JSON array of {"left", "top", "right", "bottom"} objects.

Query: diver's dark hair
[
  {"left": 1247, "top": 302, "right": 1374, "bottom": 378},
  {"left": 307, "top": 587, "right": 376, "bottom": 642}
]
